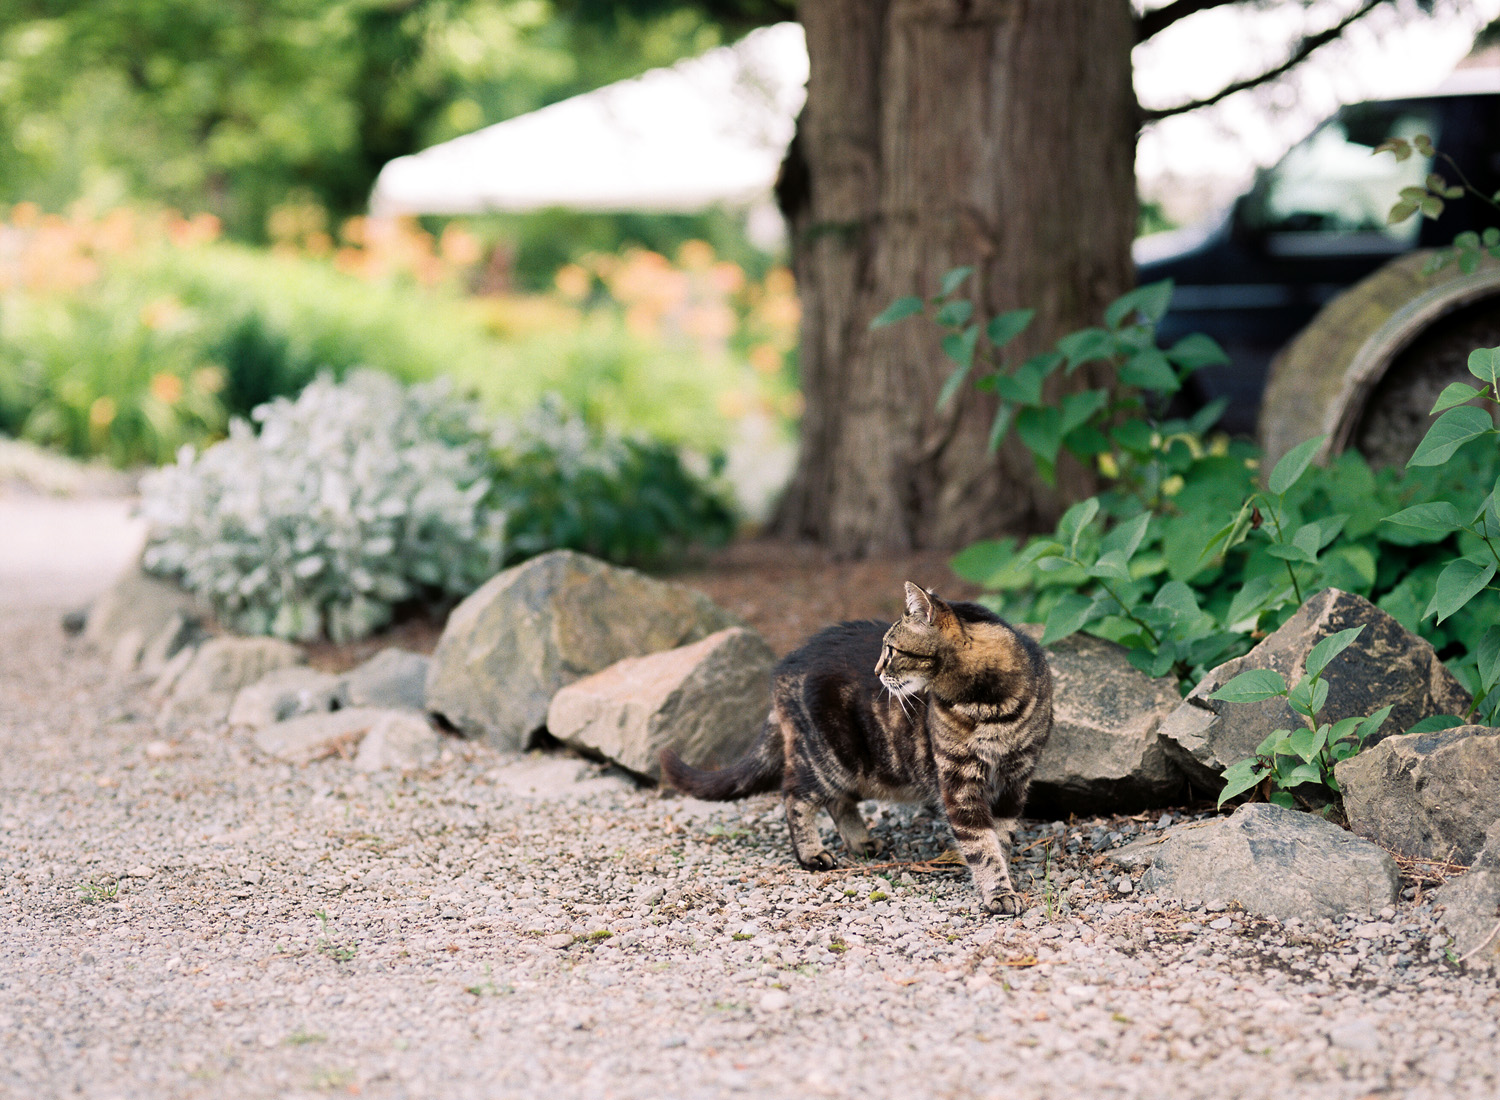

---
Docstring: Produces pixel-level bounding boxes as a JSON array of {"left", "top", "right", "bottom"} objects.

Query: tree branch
[
  {"left": 1136, "top": 0, "right": 1245, "bottom": 44},
  {"left": 1140, "top": 0, "right": 1385, "bottom": 123}
]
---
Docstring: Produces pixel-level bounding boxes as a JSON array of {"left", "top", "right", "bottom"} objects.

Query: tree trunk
[{"left": 776, "top": 0, "right": 1137, "bottom": 555}]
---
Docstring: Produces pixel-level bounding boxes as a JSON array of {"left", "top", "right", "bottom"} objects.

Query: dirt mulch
[
  {"left": 666, "top": 538, "right": 981, "bottom": 656},
  {"left": 302, "top": 540, "right": 980, "bottom": 671}
]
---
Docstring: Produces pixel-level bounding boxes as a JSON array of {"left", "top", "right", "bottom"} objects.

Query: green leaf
[
  {"left": 1226, "top": 572, "right": 1284, "bottom": 627},
  {"left": 1382, "top": 502, "right": 1463, "bottom": 537},
  {"left": 941, "top": 325, "right": 979, "bottom": 370},
  {"left": 1388, "top": 200, "right": 1418, "bottom": 224},
  {"left": 1304, "top": 625, "right": 1365, "bottom": 681},
  {"left": 934, "top": 299, "right": 974, "bottom": 328},
  {"left": 987, "top": 405, "right": 1014, "bottom": 453},
  {"left": 871, "top": 296, "right": 923, "bottom": 328},
  {"left": 1430, "top": 382, "right": 1484, "bottom": 414},
  {"left": 936, "top": 360, "right": 974, "bottom": 411},
  {"left": 1060, "top": 390, "right": 1109, "bottom": 436},
  {"left": 1468, "top": 346, "right": 1500, "bottom": 390},
  {"left": 1256, "top": 729, "right": 1292, "bottom": 756},
  {"left": 1477, "top": 625, "right": 1500, "bottom": 691},
  {"left": 1284, "top": 725, "right": 1325, "bottom": 763},
  {"left": 1268, "top": 435, "right": 1326, "bottom": 495},
  {"left": 948, "top": 539, "right": 1017, "bottom": 586},
  {"left": 940, "top": 266, "right": 975, "bottom": 296},
  {"left": 1202, "top": 502, "right": 1256, "bottom": 565},
  {"left": 1266, "top": 541, "right": 1318, "bottom": 565},
  {"left": 1408, "top": 406, "right": 1495, "bottom": 467},
  {"left": 1217, "top": 758, "right": 1270, "bottom": 808},
  {"left": 1105, "top": 280, "right": 1174, "bottom": 329},
  {"left": 1328, "top": 716, "right": 1363, "bottom": 745},
  {"left": 1120, "top": 349, "right": 1179, "bottom": 393},
  {"left": 1423, "top": 557, "right": 1497, "bottom": 623},
  {"left": 1268, "top": 789, "right": 1297, "bottom": 809},
  {"left": 1087, "top": 551, "right": 1132, "bottom": 582},
  {"left": 1354, "top": 704, "right": 1394, "bottom": 745},
  {"left": 1111, "top": 420, "right": 1155, "bottom": 456},
  {"left": 986, "top": 308, "right": 1034, "bottom": 348},
  {"left": 1209, "top": 668, "right": 1289, "bottom": 703},
  {"left": 1056, "top": 497, "right": 1100, "bottom": 555},
  {"left": 1100, "top": 512, "right": 1151, "bottom": 560},
  {"left": 1279, "top": 761, "right": 1325, "bottom": 787},
  {"left": 1406, "top": 714, "right": 1466, "bottom": 733},
  {"left": 1016, "top": 407, "right": 1065, "bottom": 466},
  {"left": 1165, "top": 333, "right": 1230, "bottom": 371},
  {"left": 1056, "top": 328, "right": 1116, "bottom": 369},
  {"left": 1041, "top": 593, "right": 1100, "bottom": 646}
]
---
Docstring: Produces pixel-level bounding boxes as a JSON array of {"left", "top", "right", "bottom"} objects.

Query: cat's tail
[{"left": 659, "top": 714, "right": 783, "bottom": 800}]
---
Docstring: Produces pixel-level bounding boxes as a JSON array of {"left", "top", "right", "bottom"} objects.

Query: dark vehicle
[{"left": 1136, "top": 77, "right": 1500, "bottom": 435}]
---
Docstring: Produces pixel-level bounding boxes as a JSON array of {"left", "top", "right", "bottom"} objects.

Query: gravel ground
[{"left": 4, "top": 606, "right": 1500, "bottom": 1100}]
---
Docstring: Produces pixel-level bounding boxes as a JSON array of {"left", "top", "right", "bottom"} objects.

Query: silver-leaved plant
[{"left": 140, "top": 370, "right": 506, "bottom": 642}]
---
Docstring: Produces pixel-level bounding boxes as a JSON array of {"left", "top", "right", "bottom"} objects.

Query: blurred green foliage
[
  {"left": 0, "top": 207, "right": 799, "bottom": 467},
  {"left": 0, "top": 0, "right": 741, "bottom": 240}
]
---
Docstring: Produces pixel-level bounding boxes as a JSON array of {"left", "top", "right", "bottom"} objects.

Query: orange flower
[
  {"left": 440, "top": 225, "right": 482, "bottom": 267},
  {"left": 89, "top": 396, "right": 117, "bottom": 429},
  {"left": 554, "top": 263, "right": 591, "bottom": 301},
  {"left": 149, "top": 373, "right": 184, "bottom": 405}
]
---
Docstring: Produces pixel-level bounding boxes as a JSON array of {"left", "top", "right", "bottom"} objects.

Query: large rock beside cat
[
  {"left": 546, "top": 627, "right": 774, "bottom": 781},
  {"left": 425, "top": 551, "right": 742, "bottom": 751},
  {"left": 1023, "top": 629, "right": 1186, "bottom": 814},
  {"left": 1141, "top": 802, "right": 1401, "bottom": 920},
  {"left": 1336, "top": 724, "right": 1500, "bottom": 863},
  {"left": 1158, "top": 588, "right": 1469, "bottom": 789}
]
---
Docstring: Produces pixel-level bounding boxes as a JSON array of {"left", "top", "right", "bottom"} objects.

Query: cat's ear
[
  {"left": 906, "top": 582, "right": 959, "bottom": 630},
  {"left": 903, "top": 581, "right": 934, "bottom": 622}
]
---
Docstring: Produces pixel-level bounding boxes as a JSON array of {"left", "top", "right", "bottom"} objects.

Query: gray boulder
[
  {"left": 337, "top": 648, "right": 430, "bottom": 711},
  {"left": 426, "top": 550, "right": 741, "bottom": 750},
  {"left": 159, "top": 637, "right": 304, "bottom": 731},
  {"left": 83, "top": 564, "right": 201, "bottom": 656},
  {"left": 1141, "top": 802, "right": 1401, "bottom": 920},
  {"left": 1435, "top": 820, "right": 1500, "bottom": 972},
  {"left": 352, "top": 711, "right": 444, "bottom": 773},
  {"left": 227, "top": 667, "right": 342, "bottom": 730},
  {"left": 546, "top": 627, "right": 774, "bottom": 781},
  {"left": 1336, "top": 724, "right": 1500, "bottom": 863},
  {"left": 1024, "top": 630, "right": 1186, "bottom": 815},
  {"left": 1159, "top": 588, "right": 1469, "bottom": 790},
  {"left": 252, "top": 707, "right": 397, "bottom": 765}
]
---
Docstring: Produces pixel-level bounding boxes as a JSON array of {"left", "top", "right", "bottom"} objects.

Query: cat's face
[{"left": 875, "top": 583, "right": 956, "bottom": 696}]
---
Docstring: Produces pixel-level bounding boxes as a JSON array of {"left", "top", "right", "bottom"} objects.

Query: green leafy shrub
[
  {"left": 492, "top": 398, "right": 735, "bottom": 567},
  {"left": 0, "top": 289, "right": 230, "bottom": 466},
  {"left": 140, "top": 373, "right": 735, "bottom": 642},
  {"left": 880, "top": 268, "right": 1500, "bottom": 756},
  {"left": 140, "top": 371, "right": 506, "bottom": 642}
]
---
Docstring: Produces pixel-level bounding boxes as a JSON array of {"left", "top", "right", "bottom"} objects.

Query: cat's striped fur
[{"left": 660, "top": 583, "right": 1052, "bottom": 914}]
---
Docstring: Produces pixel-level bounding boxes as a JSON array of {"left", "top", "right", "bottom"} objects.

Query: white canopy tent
[{"left": 368, "top": 22, "right": 807, "bottom": 219}]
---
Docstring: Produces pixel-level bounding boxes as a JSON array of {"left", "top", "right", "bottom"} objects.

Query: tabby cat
[{"left": 660, "top": 582, "right": 1053, "bottom": 914}]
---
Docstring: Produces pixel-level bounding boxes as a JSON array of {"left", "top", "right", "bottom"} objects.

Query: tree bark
[{"left": 776, "top": 0, "right": 1137, "bottom": 555}]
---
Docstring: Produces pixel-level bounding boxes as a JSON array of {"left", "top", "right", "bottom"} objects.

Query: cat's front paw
[
  {"left": 846, "top": 837, "right": 884, "bottom": 860},
  {"left": 981, "top": 891, "right": 1023, "bottom": 916},
  {"left": 797, "top": 850, "right": 838, "bottom": 871}
]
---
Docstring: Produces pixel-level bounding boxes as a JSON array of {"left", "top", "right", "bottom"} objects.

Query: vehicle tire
[
  {"left": 1351, "top": 297, "right": 1500, "bottom": 468},
  {"left": 1259, "top": 251, "right": 1500, "bottom": 470}
]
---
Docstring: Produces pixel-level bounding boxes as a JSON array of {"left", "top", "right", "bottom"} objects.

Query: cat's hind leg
[
  {"left": 785, "top": 794, "right": 836, "bottom": 870},
  {"left": 828, "top": 796, "right": 880, "bottom": 859}
]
